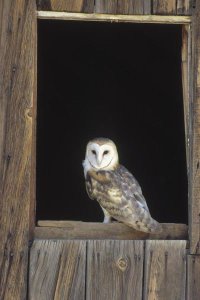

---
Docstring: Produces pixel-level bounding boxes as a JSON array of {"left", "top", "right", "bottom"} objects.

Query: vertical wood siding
[
  {"left": 29, "top": 240, "right": 188, "bottom": 300},
  {"left": 190, "top": 0, "right": 200, "bottom": 255},
  {"left": 153, "top": 0, "right": 177, "bottom": 14},
  {"left": 0, "top": 0, "right": 36, "bottom": 299},
  {"left": 187, "top": 255, "right": 200, "bottom": 300},
  {"left": 37, "top": 0, "right": 94, "bottom": 12},
  {"left": 95, "top": 0, "right": 151, "bottom": 14},
  {"left": 86, "top": 240, "right": 144, "bottom": 300},
  {"left": 177, "top": 0, "right": 191, "bottom": 15},
  {"left": 143, "top": 241, "right": 187, "bottom": 300},
  {"left": 29, "top": 240, "right": 86, "bottom": 300},
  {"left": 36, "top": 0, "right": 192, "bottom": 15}
]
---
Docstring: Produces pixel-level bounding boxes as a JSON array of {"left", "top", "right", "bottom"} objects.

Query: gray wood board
[
  {"left": 86, "top": 240, "right": 144, "bottom": 300},
  {"left": 36, "top": 221, "right": 188, "bottom": 240},
  {"left": 187, "top": 255, "right": 200, "bottom": 300},
  {"left": 0, "top": 0, "right": 36, "bottom": 299},
  {"left": 29, "top": 240, "right": 86, "bottom": 300},
  {"left": 143, "top": 240, "right": 187, "bottom": 300}
]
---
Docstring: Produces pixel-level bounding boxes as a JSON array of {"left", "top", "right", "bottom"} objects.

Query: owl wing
[
  {"left": 118, "top": 165, "right": 150, "bottom": 212},
  {"left": 85, "top": 175, "right": 95, "bottom": 200},
  {"left": 107, "top": 165, "right": 162, "bottom": 233}
]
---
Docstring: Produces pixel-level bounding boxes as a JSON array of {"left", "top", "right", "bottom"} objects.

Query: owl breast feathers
[{"left": 83, "top": 137, "right": 162, "bottom": 233}]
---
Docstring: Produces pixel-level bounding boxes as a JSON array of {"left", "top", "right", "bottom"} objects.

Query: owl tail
[
  {"left": 127, "top": 216, "right": 163, "bottom": 234},
  {"left": 145, "top": 218, "right": 163, "bottom": 234}
]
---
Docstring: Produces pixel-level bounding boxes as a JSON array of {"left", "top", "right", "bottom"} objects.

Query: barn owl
[{"left": 83, "top": 137, "right": 162, "bottom": 233}]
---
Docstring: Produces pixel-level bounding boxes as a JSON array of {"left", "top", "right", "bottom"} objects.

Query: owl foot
[{"left": 103, "top": 216, "right": 112, "bottom": 224}]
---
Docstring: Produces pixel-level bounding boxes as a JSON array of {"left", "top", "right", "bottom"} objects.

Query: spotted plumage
[{"left": 83, "top": 138, "right": 162, "bottom": 233}]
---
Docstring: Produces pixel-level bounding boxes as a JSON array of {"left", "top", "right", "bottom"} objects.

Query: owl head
[{"left": 83, "top": 138, "right": 119, "bottom": 175}]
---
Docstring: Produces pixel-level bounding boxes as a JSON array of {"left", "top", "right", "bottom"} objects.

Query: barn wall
[
  {"left": 36, "top": 0, "right": 192, "bottom": 15},
  {"left": 29, "top": 240, "right": 188, "bottom": 300},
  {"left": 0, "top": 0, "right": 36, "bottom": 299},
  {"left": 1, "top": 0, "right": 200, "bottom": 299},
  {"left": 189, "top": 0, "right": 200, "bottom": 255}
]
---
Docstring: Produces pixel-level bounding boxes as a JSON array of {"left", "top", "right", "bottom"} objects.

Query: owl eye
[
  {"left": 92, "top": 150, "right": 96, "bottom": 155},
  {"left": 103, "top": 150, "right": 109, "bottom": 155}
]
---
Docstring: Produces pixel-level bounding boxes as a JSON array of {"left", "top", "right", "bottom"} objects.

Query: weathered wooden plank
[
  {"left": 189, "top": 0, "right": 200, "bottom": 254},
  {"left": 187, "top": 255, "right": 200, "bottom": 300},
  {"left": 131, "top": 0, "right": 151, "bottom": 14},
  {"left": 143, "top": 1, "right": 152, "bottom": 15},
  {"left": 37, "top": 0, "right": 94, "bottom": 13},
  {"left": 36, "top": 221, "right": 188, "bottom": 240},
  {"left": 37, "top": 11, "right": 191, "bottom": 23},
  {"left": 116, "top": 0, "right": 131, "bottom": 14},
  {"left": 36, "top": 0, "right": 192, "bottom": 15},
  {"left": 95, "top": 0, "right": 152, "bottom": 15},
  {"left": 86, "top": 240, "right": 144, "bottom": 300},
  {"left": 117, "top": 0, "right": 151, "bottom": 15},
  {"left": 95, "top": 0, "right": 151, "bottom": 15},
  {"left": 0, "top": 1, "right": 36, "bottom": 299},
  {"left": 153, "top": 0, "right": 177, "bottom": 15},
  {"left": 29, "top": 240, "right": 86, "bottom": 300},
  {"left": 143, "top": 241, "right": 187, "bottom": 300},
  {"left": 182, "top": 25, "right": 191, "bottom": 171},
  {"left": 177, "top": 0, "right": 191, "bottom": 15},
  {"left": 95, "top": 0, "right": 118, "bottom": 14}
]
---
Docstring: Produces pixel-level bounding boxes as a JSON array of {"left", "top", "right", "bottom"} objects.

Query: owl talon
[{"left": 103, "top": 216, "right": 112, "bottom": 224}]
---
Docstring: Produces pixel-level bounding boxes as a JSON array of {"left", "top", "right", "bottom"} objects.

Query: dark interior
[{"left": 37, "top": 20, "right": 188, "bottom": 224}]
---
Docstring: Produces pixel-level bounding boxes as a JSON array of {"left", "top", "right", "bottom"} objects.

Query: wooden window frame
[
  {"left": 35, "top": 11, "right": 191, "bottom": 241},
  {"left": 2, "top": 3, "right": 200, "bottom": 297}
]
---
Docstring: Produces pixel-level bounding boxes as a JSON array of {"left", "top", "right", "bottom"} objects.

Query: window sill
[{"left": 35, "top": 221, "right": 188, "bottom": 240}]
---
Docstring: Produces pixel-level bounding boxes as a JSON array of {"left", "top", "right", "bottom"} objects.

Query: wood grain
[
  {"left": 37, "top": 0, "right": 94, "bottom": 13},
  {"left": 86, "top": 240, "right": 144, "bottom": 300},
  {"left": 95, "top": 0, "right": 151, "bottom": 15},
  {"left": 187, "top": 255, "right": 200, "bottom": 300},
  {"left": 143, "top": 241, "right": 187, "bottom": 300},
  {"left": 190, "top": 0, "right": 200, "bottom": 254},
  {"left": 29, "top": 240, "right": 86, "bottom": 300},
  {"left": 37, "top": 11, "right": 191, "bottom": 23},
  {"left": 0, "top": 1, "right": 36, "bottom": 299},
  {"left": 182, "top": 24, "right": 191, "bottom": 171},
  {"left": 177, "top": 0, "right": 191, "bottom": 15},
  {"left": 36, "top": 221, "right": 188, "bottom": 240},
  {"left": 153, "top": 0, "right": 177, "bottom": 14},
  {"left": 118, "top": 0, "right": 151, "bottom": 15},
  {"left": 36, "top": 0, "right": 192, "bottom": 15},
  {"left": 95, "top": 0, "right": 118, "bottom": 14}
]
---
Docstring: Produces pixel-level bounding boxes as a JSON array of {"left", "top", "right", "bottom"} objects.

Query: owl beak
[{"left": 96, "top": 156, "right": 102, "bottom": 167}]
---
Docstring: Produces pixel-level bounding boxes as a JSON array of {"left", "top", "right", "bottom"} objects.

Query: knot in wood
[
  {"left": 116, "top": 257, "right": 128, "bottom": 271},
  {"left": 26, "top": 107, "right": 33, "bottom": 118}
]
